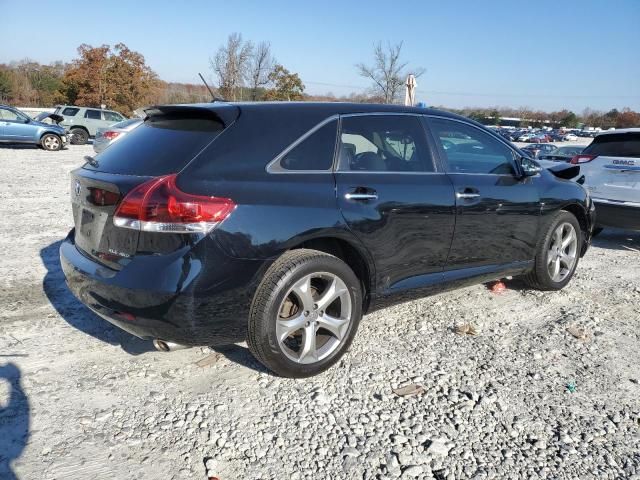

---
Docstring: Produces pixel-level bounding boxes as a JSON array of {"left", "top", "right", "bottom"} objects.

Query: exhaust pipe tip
[{"left": 153, "top": 339, "right": 188, "bottom": 352}]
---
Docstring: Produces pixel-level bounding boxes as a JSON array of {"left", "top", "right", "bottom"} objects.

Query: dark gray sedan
[{"left": 93, "top": 118, "right": 143, "bottom": 153}]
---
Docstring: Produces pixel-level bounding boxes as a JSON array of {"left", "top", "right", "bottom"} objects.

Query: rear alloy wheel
[
  {"left": 41, "top": 133, "right": 62, "bottom": 151},
  {"left": 248, "top": 249, "right": 362, "bottom": 377},
  {"left": 70, "top": 128, "right": 89, "bottom": 145},
  {"left": 523, "top": 211, "right": 582, "bottom": 290}
]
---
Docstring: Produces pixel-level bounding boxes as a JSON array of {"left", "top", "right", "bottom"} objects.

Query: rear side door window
[
  {"left": 428, "top": 117, "right": 516, "bottom": 175},
  {"left": 338, "top": 115, "right": 434, "bottom": 172},
  {"left": 62, "top": 107, "right": 80, "bottom": 117},
  {"left": 274, "top": 119, "right": 338, "bottom": 171},
  {"left": 84, "top": 109, "right": 101, "bottom": 120}
]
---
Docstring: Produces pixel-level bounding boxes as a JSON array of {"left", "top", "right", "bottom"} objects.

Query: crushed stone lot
[{"left": 0, "top": 144, "right": 639, "bottom": 480}]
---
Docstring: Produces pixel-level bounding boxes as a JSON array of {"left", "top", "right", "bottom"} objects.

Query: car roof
[
  {"left": 596, "top": 128, "right": 640, "bottom": 136},
  {"left": 163, "top": 101, "right": 471, "bottom": 122}
]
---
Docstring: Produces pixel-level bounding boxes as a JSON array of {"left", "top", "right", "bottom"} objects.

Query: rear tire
[
  {"left": 247, "top": 249, "right": 362, "bottom": 378},
  {"left": 70, "top": 128, "right": 88, "bottom": 145},
  {"left": 40, "top": 133, "right": 62, "bottom": 151},
  {"left": 523, "top": 211, "right": 582, "bottom": 291}
]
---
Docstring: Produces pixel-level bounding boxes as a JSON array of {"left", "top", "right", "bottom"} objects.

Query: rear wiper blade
[{"left": 84, "top": 155, "right": 98, "bottom": 167}]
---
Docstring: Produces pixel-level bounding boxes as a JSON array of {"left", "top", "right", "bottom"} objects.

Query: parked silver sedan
[{"left": 93, "top": 118, "right": 143, "bottom": 153}]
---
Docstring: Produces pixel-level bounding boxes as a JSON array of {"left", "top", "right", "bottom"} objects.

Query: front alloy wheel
[
  {"left": 41, "top": 134, "right": 62, "bottom": 151},
  {"left": 547, "top": 223, "right": 578, "bottom": 282},
  {"left": 522, "top": 211, "right": 582, "bottom": 291}
]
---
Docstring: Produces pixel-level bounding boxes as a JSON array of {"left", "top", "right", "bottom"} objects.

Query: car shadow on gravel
[
  {"left": 0, "top": 363, "right": 29, "bottom": 480},
  {"left": 209, "top": 344, "right": 271, "bottom": 374},
  {"left": 40, "top": 240, "right": 154, "bottom": 356},
  {"left": 592, "top": 228, "right": 640, "bottom": 252}
]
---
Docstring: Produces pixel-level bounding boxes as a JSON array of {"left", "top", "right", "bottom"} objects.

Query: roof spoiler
[{"left": 143, "top": 104, "right": 240, "bottom": 127}]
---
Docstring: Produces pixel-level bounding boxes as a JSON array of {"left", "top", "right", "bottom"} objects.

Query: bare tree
[
  {"left": 248, "top": 41, "right": 275, "bottom": 100},
  {"left": 211, "top": 33, "right": 253, "bottom": 101},
  {"left": 356, "top": 42, "right": 424, "bottom": 104}
]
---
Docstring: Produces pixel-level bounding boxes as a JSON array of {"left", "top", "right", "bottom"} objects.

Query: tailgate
[
  {"left": 70, "top": 170, "right": 150, "bottom": 270},
  {"left": 584, "top": 155, "right": 640, "bottom": 203}
]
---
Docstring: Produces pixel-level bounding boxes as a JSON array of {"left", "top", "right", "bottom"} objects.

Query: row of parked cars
[
  {"left": 0, "top": 103, "right": 141, "bottom": 152},
  {"left": 495, "top": 128, "right": 579, "bottom": 143}
]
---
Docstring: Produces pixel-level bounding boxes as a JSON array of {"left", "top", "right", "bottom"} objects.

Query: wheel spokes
[
  {"left": 298, "top": 324, "right": 318, "bottom": 363},
  {"left": 315, "top": 277, "right": 347, "bottom": 312},
  {"left": 291, "top": 275, "right": 315, "bottom": 312},
  {"left": 276, "top": 313, "right": 307, "bottom": 342},
  {"left": 317, "top": 314, "right": 349, "bottom": 341}
]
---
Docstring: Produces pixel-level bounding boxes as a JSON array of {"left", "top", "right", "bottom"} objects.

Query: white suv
[{"left": 571, "top": 128, "right": 640, "bottom": 232}]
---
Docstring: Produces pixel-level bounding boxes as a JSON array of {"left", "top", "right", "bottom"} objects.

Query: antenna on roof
[{"left": 198, "top": 73, "right": 226, "bottom": 103}]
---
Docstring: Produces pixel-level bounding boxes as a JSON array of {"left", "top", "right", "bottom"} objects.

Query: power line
[{"left": 302, "top": 79, "right": 640, "bottom": 100}]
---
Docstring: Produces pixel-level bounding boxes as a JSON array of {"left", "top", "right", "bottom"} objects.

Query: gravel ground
[{"left": 0, "top": 143, "right": 638, "bottom": 480}]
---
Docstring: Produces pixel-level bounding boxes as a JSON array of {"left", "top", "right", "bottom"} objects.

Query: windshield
[{"left": 555, "top": 146, "right": 584, "bottom": 156}]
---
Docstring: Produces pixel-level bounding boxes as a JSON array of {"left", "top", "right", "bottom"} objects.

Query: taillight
[
  {"left": 103, "top": 131, "right": 120, "bottom": 140},
  {"left": 113, "top": 174, "right": 236, "bottom": 233},
  {"left": 89, "top": 187, "right": 120, "bottom": 206},
  {"left": 570, "top": 154, "right": 597, "bottom": 165}
]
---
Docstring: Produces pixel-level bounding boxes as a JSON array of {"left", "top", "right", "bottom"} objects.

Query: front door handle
[{"left": 345, "top": 192, "right": 378, "bottom": 201}]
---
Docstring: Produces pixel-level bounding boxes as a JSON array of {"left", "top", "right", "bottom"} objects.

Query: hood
[
  {"left": 34, "top": 112, "right": 65, "bottom": 125},
  {"left": 537, "top": 159, "right": 582, "bottom": 181}
]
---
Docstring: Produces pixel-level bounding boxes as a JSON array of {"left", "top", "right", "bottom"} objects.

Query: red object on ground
[{"left": 489, "top": 281, "right": 507, "bottom": 293}]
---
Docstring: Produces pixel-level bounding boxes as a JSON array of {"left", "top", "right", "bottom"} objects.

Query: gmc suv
[{"left": 60, "top": 102, "right": 595, "bottom": 377}]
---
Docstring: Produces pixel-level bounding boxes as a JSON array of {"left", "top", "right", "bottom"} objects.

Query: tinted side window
[
  {"left": 85, "top": 109, "right": 101, "bottom": 120},
  {"left": 583, "top": 133, "right": 640, "bottom": 157},
  {"left": 429, "top": 118, "right": 516, "bottom": 175},
  {"left": 62, "top": 107, "right": 80, "bottom": 116},
  {"left": 339, "top": 115, "right": 433, "bottom": 172},
  {"left": 104, "top": 111, "right": 123, "bottom": 122},
  {"left": 278, "top": 120, "right": 337, "bottom": 171}
]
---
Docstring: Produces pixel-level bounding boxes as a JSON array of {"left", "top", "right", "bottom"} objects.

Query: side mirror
[
  {"left": 23, "top": 117, "right": 31, "bottom": 124},
  {"left": 518, "top": 156, "right": 542, "bottom": 177}
]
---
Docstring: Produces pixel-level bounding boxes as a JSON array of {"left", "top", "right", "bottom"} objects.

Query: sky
[{"left": 2, "top": 0, "right": 639, "bottom": 112}]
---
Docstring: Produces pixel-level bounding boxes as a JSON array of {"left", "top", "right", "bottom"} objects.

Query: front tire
[
  {"left": 247, "top": 249, "right": 363, "bottom": 378},
  {"left": 41, "top": 133, "right": 62, "bottom": 151},
  {"left": 523, "top": 211, "right": 582, "bottom": 290}
]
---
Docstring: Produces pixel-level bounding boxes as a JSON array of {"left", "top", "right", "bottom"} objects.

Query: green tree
[
  {"left": 0, "top": 69, "right": 12, "bottom": 102},
  {"left": 264, "top": 65, "right": 304, "bottom": 101}
]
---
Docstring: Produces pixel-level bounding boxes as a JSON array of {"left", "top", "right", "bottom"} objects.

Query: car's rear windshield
[
  {"left": 112, "top": 118, "right": 141, "bottom": 129},
  {"left": 582, "top": 132, "right": 640, "bottom": 158},
  {"left": 84, "top": 113, "right": 226, "bottom": 176}
]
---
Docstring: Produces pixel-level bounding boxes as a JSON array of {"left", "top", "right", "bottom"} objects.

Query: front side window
[
  {"left": 104, "top": 111, "right": 123, "bottom": 122},
  {"left": 338, "top": 115, "right": 433, "bottom": 172},
  {"left": 429, "top": 118, "right": 516, "bottom": 175},
  {"left": 0, "top": 108, "right": 23, "bottom": 122},
  {"left": 62, "top": 107, "right": 80, "bottom": 117},
  {"left": 277, "top": 120, "right": 337, "bottom": 171},
  {"left": 85, "top": 109, "right": 101, "bottom": 120}
]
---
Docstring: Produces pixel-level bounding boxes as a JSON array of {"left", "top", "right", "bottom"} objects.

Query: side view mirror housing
[{"left": 518, "top": 155, "right": 542, "bottom": 177}]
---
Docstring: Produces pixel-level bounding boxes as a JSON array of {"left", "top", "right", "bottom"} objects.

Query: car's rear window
[
  {"left": 84, "top": 114, "right": 226, "bottom": 176},
  {"left": 582, "top": 133, "right": 640, "bottom": 158}
]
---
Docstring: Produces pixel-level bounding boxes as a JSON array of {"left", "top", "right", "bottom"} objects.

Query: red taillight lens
[
  {"left": 113, "top": 174, "right": 236, "bottom": 233},
  {"left": 103, "top": 131, "right": 120, "bottom": 140},
  {"left": 570, "top": 154, "right": 597, "bottom": 165},
  {"left": 89, "top": 187, "right": 120, "bottom": 206}
]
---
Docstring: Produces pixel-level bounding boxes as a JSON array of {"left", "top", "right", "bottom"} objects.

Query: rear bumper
[
  {"left": 60, "top": 229, "right": 269, "bottom": 346},
  {"left": 594, "top": 200, "right": 640, "bottom": 231}
]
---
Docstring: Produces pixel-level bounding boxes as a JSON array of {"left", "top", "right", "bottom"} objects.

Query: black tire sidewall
[
  {"left": 538, "top": 212, "right": 582, "bottom": 289},
  {"left": 254, "top": 254, "right": 362, "bottom": 377},
  {"left": 70, "top": 128, "right": 88, "bottom": 145}
]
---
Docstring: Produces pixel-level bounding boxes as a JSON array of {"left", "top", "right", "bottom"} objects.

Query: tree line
[{"left": 0, "top": 37, "right": 638, "bottom": 128}]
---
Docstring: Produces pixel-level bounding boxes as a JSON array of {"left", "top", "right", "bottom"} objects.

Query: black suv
[{"left": 60, "top": 102, "right": 595, "bottom": 377}]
